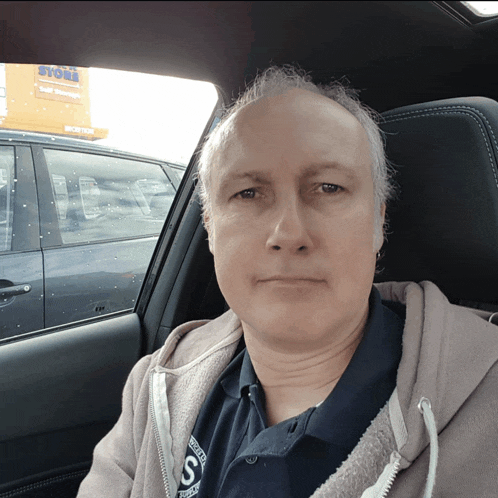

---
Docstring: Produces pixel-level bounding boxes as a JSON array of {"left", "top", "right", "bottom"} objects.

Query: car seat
[{"left": 375, "top": 97, "right": 498, "bottom": 312}]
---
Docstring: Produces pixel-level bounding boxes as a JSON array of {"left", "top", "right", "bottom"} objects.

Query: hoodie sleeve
[{"left": 76, "top": 353, "right": 155, "bottom": 498}]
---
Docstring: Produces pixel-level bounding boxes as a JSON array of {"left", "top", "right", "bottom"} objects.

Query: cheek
[
  {"left": 211, "top": 219, "right": 260, "bottom": 288},
  {"left": 323, "top": 202, "right": 377, "bottom": 252},
  {"left": 213, "top": 245, "right": 257, "bottom": 315}
]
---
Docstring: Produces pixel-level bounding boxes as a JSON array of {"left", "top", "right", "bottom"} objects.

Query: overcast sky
[
  {"left": 88, "top": 68, "right": 218, "bottom": 166},
  {"left": 464, "top": 1, "right": 498, "bottom": 15}
]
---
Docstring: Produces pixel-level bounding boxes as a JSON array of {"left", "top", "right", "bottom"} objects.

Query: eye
[
  {"left": 320, "top": 183, "right": 342, "bottom": 194},
  {"left": 234, "top": 188, "right": 256, "bottom": 199}
]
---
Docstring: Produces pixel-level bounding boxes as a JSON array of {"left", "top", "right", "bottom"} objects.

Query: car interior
[{"left": 1, "top": 2, "right": 498, "bottom": 497}]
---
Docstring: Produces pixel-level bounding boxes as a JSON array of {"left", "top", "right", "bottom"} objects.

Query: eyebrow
[
  {"left": 301, "top": 162, "right": 357, "bottom": 180},
  {"left": 219, "top": 170, "right": 272, "bottom": 192},
  {"left": 218, "top": 161, "right": 357, "bottom": 193}
]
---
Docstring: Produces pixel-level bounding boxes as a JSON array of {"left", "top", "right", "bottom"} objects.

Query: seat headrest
[{"left": 375, "top": 97, "right": 498, "bottom": 305}]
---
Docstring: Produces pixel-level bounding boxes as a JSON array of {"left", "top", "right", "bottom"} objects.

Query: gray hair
[{"left": 197, "top": 65, "right": 394, "bottom": 247}]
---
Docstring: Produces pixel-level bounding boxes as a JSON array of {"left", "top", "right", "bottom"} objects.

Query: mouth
[{"left": 258, "top": 276, "right": 325, "bottom": 284}]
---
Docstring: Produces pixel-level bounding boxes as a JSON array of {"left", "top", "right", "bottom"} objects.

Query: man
[{"left": 77, "top": 66, "right": 498, "bottom": 498}]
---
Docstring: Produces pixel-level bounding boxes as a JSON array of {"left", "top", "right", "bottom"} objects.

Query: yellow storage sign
[{"left": 0, "top": 64, "right": 108, "bottom": 140}]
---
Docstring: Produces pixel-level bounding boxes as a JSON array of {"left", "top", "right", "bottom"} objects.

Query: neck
[{"left": 242, "top": 313, "right": 367, "bottom": 426}]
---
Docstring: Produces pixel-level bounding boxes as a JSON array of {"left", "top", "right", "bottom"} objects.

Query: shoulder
[
  {"left": 156, "top": 309, "right": 243, "bottom": 369},
  {"left": 375, "top": 280, "right": 497, "bottom": 324},
  {"left": 121, "top": 310, "right": 243, "bottom": 408}
]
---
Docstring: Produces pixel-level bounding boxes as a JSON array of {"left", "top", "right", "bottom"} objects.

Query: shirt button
[{"left": 245, "top": 456, "right": 258, "bottom": 464}]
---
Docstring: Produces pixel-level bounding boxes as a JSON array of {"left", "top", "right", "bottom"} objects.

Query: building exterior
[{"left": 0, "top": 64, "right": 108, "bottom": 140}]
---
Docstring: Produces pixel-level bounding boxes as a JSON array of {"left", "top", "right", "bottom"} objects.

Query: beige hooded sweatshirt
[{"left": 77, "top": 281, "right": 498, "bottom": 498}]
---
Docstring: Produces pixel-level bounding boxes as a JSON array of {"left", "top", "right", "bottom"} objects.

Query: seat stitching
[
  {"left": 382, "top": 109, "right": 498, "bottom": 191},
  {"left": 383, "top": 104, "right": 498, "bottom": 153},
  {"left": 0, "top": 470, "right": 88, "bottom": 498}
]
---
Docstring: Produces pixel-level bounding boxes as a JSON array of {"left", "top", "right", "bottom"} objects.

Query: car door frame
[
  {"left": 0, "top": 142, "right": 44, "bottom": 336},
  {"left": 0, "top": 103, "right": 222, "bottom": 495}
]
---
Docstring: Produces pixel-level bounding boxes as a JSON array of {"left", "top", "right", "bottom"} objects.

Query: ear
[
  {"left": 203, "top": 212, "right": 214, "bottom": 254},
  {"left": 375, "top": 203, "right": 387, "bottom": 253}
]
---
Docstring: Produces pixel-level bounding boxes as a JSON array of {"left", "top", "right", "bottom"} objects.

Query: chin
[{"left": 245, "top": 307, "right": 336, "bottom": 342}]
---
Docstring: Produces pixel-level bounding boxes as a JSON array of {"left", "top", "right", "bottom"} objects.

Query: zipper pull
[{"left": 360, "top": 452, "right": 401, "bottom": 498}]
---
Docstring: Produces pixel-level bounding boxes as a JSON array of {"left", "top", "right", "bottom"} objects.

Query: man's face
[{"left": 206, "top": 89, "right": 384, "bottom": 351}]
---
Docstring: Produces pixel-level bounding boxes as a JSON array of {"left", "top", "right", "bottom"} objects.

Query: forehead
[{"left": 215, "top": 88, "right": 371, "bottom": 183}]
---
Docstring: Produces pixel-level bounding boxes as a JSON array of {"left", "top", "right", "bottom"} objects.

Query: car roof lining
[{"left": 3, "top": 1, "right": 498, "bottom": 112}]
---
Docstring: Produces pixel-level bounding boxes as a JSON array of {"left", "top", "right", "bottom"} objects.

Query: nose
[{"left": 265, "top": 197, "right": 313, "bottom": 253}]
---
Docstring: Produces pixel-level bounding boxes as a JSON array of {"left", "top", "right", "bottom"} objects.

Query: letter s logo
[
  {"left": 38, "top": 66, "right": 46, "bottom": 76},
  {"left": 181, "top": 456, "right": 198, "bottom": 486}
]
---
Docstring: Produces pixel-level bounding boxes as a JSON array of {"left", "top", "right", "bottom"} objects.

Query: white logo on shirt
[{"left": 177, "top": 435, "right": 207, "bottom": 498}]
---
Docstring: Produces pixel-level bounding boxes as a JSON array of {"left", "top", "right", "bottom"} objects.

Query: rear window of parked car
[
  {"left": 0, "top": 147, "right": 14, "bottom": 252},
  {"left": 44, "top": 149, "right": 175, "bottom": 244}
]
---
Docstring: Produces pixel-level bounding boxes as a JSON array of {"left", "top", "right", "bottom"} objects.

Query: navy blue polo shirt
[{"left": 176, "top": 287, "right": 405, "bottom": 498}]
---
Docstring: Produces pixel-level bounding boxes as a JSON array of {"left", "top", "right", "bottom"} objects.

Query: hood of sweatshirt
[{"left": 376, "top": 280, "right": 498, "bottom": 468}]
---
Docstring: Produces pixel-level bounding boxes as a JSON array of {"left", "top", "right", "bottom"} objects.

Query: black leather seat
[{"left": 376, "top": 97, "right": 498, "bottom": 310}]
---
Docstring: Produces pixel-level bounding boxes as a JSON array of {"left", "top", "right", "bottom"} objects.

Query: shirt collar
[{"left": 220, "top": 337, "right": 258, "bottom": 399}]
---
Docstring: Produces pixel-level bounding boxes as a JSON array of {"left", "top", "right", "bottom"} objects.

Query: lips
[{"left": 258, "top": 275, "right": 325, "bottom": 283}]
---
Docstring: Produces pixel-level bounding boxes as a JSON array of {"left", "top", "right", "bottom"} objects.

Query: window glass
[
  {"left": 52, "top": 174, "right": 69, "bottom": 221},
  {"left": 0, "top": 63, "right": 218, "bottom": 336},
  {"left": 44, "top": 149, "right": 175, "bottom": 245},
  {"left": 0, "top": 146, "right": 15, "bottom": 252}
]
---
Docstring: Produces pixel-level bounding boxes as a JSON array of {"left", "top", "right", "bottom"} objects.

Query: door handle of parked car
[{"left": 0, "top": 284, "right": 32, "bottom": 298}]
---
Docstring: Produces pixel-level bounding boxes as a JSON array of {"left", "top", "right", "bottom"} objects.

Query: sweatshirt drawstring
[{"left": 418, "top": 397, "right": 439, "bottom": 498}]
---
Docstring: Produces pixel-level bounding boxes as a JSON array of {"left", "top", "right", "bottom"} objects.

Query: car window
[
  {"left": 0, "top": 63, "right": 218, "bottom": 337},
  {"left": 44, "top": 149, "right": 175, "bottom": 244},
  {"left": 0, "top": 146, "right": 15, "bottom": 253}
]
